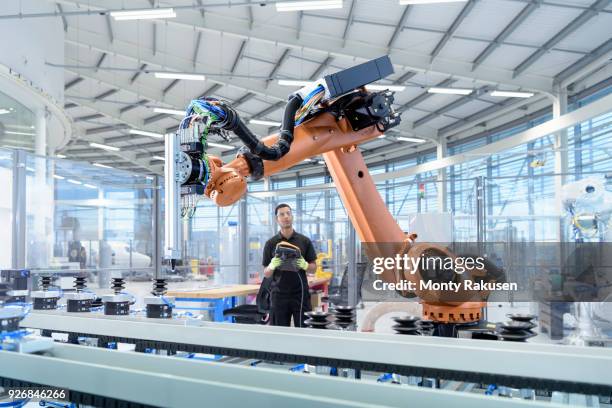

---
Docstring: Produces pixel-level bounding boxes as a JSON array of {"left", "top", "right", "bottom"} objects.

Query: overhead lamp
[
  {"left": 208, "top": 142, "right": 234, "bottom": 150},
  {"left": 154, "top": 72, "right": 205, "bottom": 81},
  {"left": 53, "top": 175, "right": 65, "bottom": 180},
  {"left": 399, "top": 0, "right": 467, "bottom": 4},
  {"left": 0, "top": 108, "right": 11, "bottom": 115},
  {"left": 129, "top": 129, "right": 164, "bottom": 139},
  {"left": 427, "top": 87, "right": 473, "bottom": 95},
  {"left": 378, "top": 134, "right": 386, "bottom": 139},
  {"left": 25, "top": 167, "right": 35, "bottom": 172},
  {"left": 276, "top": 1, "right": 343, "bottom": 12},
  {"left": 367, "top": 85, "right": 406, "bottom": 92},
  {"left": 83, "top": 184, "right": 97, "bottom": 189},
  {"left": 110, "top": 8, "right": 176, "bottom": 21},
  {"left": 93, "top": 163, "right": 113, "bottom": 169},
  {"left": 397, "top": 137, "right": 426, "bottom": 143},
  {"left": 5, "top": 131, "right": 35, "bottom": 136},
  {"left": 152, "top": 156, "right": 165, "bottom": 161},
  {"left": 277, "top": 80, "right": 315, "bottom": 87},
  {"left": 89, "top": 142, "right": 120, "bottom": 152},
  {"left": 249, "top": 119, "right": 282, "bottom": 127},
  {"left": 55, "top": 154, "right": 66, "bottom": 159},
  {"left": 67, "top": 179, "right": 82, "bottom": 185},
  {"left": 490, "top": 90, "right": 534, "bottom": 98},
  {"left": 153, "top": 107, "right": 185, "bottom": 116}
]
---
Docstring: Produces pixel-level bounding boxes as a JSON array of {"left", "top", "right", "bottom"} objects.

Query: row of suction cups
[
  {"left": 304, "top": 305, "right": 357, "bottom": 330},
  {"left": 499, "top": 314, "right": 537, "bottom": 342},
  {"left": 392, "top": 315, "right": 434, "bottom": 336}
]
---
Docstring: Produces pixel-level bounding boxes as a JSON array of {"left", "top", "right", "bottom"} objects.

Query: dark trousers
[{"left": 270, "top": 293, "right": 310, "bottom": 328}]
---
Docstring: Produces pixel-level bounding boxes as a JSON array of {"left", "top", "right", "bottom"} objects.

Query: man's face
[{"left": 276, "top": 207, "right": 293, "bottom": 229}]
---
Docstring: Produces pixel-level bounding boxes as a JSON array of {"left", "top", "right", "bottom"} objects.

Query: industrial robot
[
  {"left": 164, "top": 56, "right": 491, "bottom": 335},
  {"left": 560, "top": 177, "right": 612, "bottom": 344}
]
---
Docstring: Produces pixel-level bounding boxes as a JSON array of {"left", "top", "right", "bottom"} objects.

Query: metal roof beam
[
  {"left": 253, "top": 101, "right": 284, "bottom": 119},
  {"left": 397, "top": 78, "right": 455, "bottom": 113},
  {"left": 554, "top": 38, "right": 612, "bottom": 87},
  {"left": 86, "top": 124, "right": 129, "bottom": 135},
  {"left": 130, "top": 63, "right": 147, "bottom": 84},
  {"left": 105, "top": 14, "right": 114, "bottom": 43},
  {"left": 119, "top": 99, "right": 149, "bottom": 114},
  {"left": 95, "top": 53, "right": 106, "bottom": 72},
  {"left": 192, "top": 31, "right": 202, "bottom": 68},
  {"left": 74, "top": 113, "right": 104, "bottom": 122},
  {"left": 60, "top": 0, "right": 554, "bottom": 91},
  {"left": 143, "top": 113, "right": 170, "bottom": 125},
  {"left": 430, "top": 0, "right": 477, "bottom": 61},
  {"left": 297, "top": 11, "right": 303, "bottom": 39},
  {"left": 230, "top": 40, "right": 247, "bottom": 74},
  {"left": 387, "top": 6, "right": 411, "bottom": 49},
  {"left": 472, "top": 2, "right": 539, "bottom": 71},
  {"left": 56, "top": 3, "right": 68, "bottom": 32},
  {"left": 414, "top": 86, "right": 489, "bottom": 128},
  {"left": 438, "top": 97, "right": 537, "bottom": 137},
  {"left": 199, "top": 83, "right": 222, "bottom": 99},
  {"left": 513, "top": 0, "right": 611, "bottom": 78},
  {"left": 94, "top": 88, "right": 118, "bottom": 100},
  {"left": 162, "top": 79, "right": 180, "bottom": 96},
  {"left": 342, "top": 0, "right": 356, "bottom": 46},
  {"left": 64, "top": 77, "right": 83, "bottom": 90},
  {"left": 266, "top": 48, "right": 291, "bottom": 87}
]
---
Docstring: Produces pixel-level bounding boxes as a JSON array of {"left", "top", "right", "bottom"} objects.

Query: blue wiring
[
  {"left": 0, "top": 398, "right": 29, "bottom": 407},
  {"left": 160, "top": 296, "right": 175, "bottom": 308}
]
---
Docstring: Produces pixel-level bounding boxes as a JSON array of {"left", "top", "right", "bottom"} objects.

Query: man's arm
[
  {"left": 262, "top": 241, "right": 273, "bottom": 278},
  {"left": 304, "top": 238, "right": 317, "bottom": 275}
]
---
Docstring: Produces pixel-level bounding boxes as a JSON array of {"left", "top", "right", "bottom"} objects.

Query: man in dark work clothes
[{"left": 262, "top": 204, "right": 316, "bottom": 327}]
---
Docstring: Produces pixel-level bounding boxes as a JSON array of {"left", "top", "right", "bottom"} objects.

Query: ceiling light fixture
[
  {"left": 67, "top": 179, "right": 82, "bottom": 185},
  {"left": 153, "top": 107, "right": 185, "bottom": 116},
  {"left": 152, "top": 156, "right": 165, "bottom": 161},
  {"left": 490, "top": 90, "right": 534, "bottom": 98},
  {"left": 55, "top": 154, "right": 66, "bottom": 159},
  {"left": 129, "top": 129, "right": 164, "bottom": 139},
  {"left": 399, "top": 0, "right": 467, "bottom": 4},
  {"left": 427, "top": 87, "right": 473, "bottom": 95},
  {"left": 249, "top": 119, "right": 282, "bottom": 127},
  {"left": 53, "top": 175, "right": 65, "bottom": 180},
  {"left": 110, "top": 8, "right": 176, "bottom": 21},
  {"left": 5, "top": 131, "right": 35, "bottom": 136},
  {"left": 0, "top": 108, "right": 11, "bottom": 115},
  {"left": 397, "top": 137, "right": 426, "bottom": 143},
  {"left": 367, "top": 85, "right": 406, "bottom": 92},
  {"left": 89, "top": 142, "right": 120, "bottom": 152},
  {"left": 277, "top": 79, "right": 315, "bottom": 87},
  {"left": 208, "top": 142, "right": 234, "bottom": 150},
  {"left": 93, "top": 163, "right": 113, "bottom": 169},
  {"left": 154, "top": 72, "right": 205, "bottom": 81},
  {"left": 83, "top": 184, "right": 97, "bottom": 189},
  {"left": 276, "top": 1, "right": 343, "bottom": 12}
]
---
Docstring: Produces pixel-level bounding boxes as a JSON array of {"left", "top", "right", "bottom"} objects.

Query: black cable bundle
[{"left": 217, "top": 95, "right": 303, "bottom": 161}]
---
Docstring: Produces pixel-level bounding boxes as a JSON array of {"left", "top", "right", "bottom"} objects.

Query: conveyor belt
[{"left": 20, "top": 312, "right": 612, "bottom": 396}]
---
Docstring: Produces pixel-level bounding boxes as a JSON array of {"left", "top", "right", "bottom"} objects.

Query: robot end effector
[{"left": 172, "top": 56, "right": 402, "bottom": 208}]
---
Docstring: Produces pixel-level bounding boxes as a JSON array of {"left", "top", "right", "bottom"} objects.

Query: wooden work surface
[{"left": 167, "top": 277, "right": 330, "bottom": 299}]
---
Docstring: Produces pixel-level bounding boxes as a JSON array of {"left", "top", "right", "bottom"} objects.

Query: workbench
[{"left": 167, "top": 277, "right": 330, "bottom": 322}]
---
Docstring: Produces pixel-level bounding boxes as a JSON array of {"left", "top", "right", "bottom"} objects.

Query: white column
[
  {"left": 553, "top": 85, "right": 569, "bottom": 216},
  {"left": 436, "top": 137, "right": 448, "bottom": 213},
  {"left": 35, "top": 108, "right": 47, "bottom": 156}
]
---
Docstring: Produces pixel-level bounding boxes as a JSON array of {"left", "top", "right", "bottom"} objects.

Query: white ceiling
[{"left": 24, "top": 0, "right": 612, "bottom": 175}]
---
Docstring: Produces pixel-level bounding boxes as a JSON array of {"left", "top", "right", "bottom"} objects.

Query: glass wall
[
  {"left": 0, "top": 90, "right": 36, "bottom": 151},
  {"left": 10, "top": 150, "right": 157, "bottom": 291},
  {"left": 0, "top": 149, "right": 12, "bottom": 269}
]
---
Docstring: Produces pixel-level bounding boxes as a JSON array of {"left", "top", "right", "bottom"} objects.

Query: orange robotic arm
[{"left": 194, "top": 92, "right": 485, "bottom": 323}]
